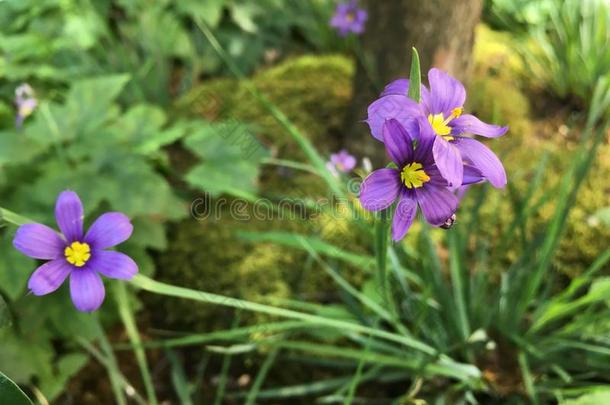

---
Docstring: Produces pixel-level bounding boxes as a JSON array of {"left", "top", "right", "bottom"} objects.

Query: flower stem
[{"left": 374, "top": 209, "right": 395, "bottom": 319}]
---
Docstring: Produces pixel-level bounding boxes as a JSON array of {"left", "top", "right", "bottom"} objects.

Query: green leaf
[
  {"left": 184, "top": 121, "right": 268, "bottom": 197},
  {"left": 177, "top": 0, "right": 225, "bottom": 27},
  {"left": 0, "top": 371, "right": 33, "bottom": 405},
  {"left": 0, "top": 231, "right": 35, "bottom": 301},
  {"left": 408, "top": 47, "right": 421, "bottom": 102},
  {"left": 561, "top": 391, "right": 610, "bottom": 405},
  {"left": 0, "top": 132, "right": 44, "bottom": 166}
]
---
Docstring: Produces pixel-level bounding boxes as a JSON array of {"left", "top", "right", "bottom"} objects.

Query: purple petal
[
  {"left": 392, "top": 191, "right": 417, "bottom": 241},
  {"left": 451, "top": 114, "right": 508, "bottom": 138},
  {"left": 28, "top": 259, "right": 72, "bottom": 296},
  {"left": 87, "top": 250, "right": 138, "bottom": 280},
  {"left": 415, "top": 185, "right": 459, "bottom": 226},
  {"left": 463, "top": 165, "right": 484, "bottom": 185},
  {"left": 85, "top": 213, "right": 133, "bottom": 249},
  {"left": 380, "top": 79, "right": 431, "bottom": 104},
  {"left": 366, "top": 95, "right": 423, "bottom": 141},
  {"left": 13, "top": 224, "right": 65, "bottom": 260},
  {"left": 383, "top": 119, "right": 413, "bottom": 166},
  {"left": 359, "top": 168, "right": 401, "bottom": 211},
  {"left": 70, "top": 268, "right": 105, "bottom": 312},
  {"left": 413, "top": 118, "right": 437, "bottom": 165},
  {"left": 427, "top": 68, "right": 466, "bottom": 115},
  {"left": 432, "top": 137, "right": 463, "bottom": 187},
  {"left": 453, "top": 137, "right": 507, "bottom": 188},
  {"left": 55, "top": 190, "right": 84, "bottom": 243}
]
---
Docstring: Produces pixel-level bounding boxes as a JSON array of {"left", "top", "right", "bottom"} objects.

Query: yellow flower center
[
  {"left": 65, "top": 241, "right": 91, "bottom": 267},
  {"left": 346, "top": 12, "right": 355, "bottom": 22},
  {"left": 400, "top": 162, "right": 430, "bottom": 189},
  {"left": 427, "top": 107, "right": 463, "bottom": 141}
]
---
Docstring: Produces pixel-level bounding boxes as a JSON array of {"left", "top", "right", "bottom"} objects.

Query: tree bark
[{"left": 345, "top": 0, "right": 483, "bottom": 162}]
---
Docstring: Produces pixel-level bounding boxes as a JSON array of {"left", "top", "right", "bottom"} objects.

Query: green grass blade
[
  {"left": 166, "top": 349, "right": 193, "bottom": 405},
  {"left": 130, "top": 274, "right": 480, "bottom": 380},
  {"left": 408, "top": 48, "right": 422, "bottom": 101},
  {"left": 245, "top": 349, "right": 279, "bottom": 405},
  {"left": 115, "top": 283, "right": 158, "bottom": 405}
]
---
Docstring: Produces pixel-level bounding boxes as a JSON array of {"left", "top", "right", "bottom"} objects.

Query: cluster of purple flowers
[{"left": 360, "top": 68, "right": 508, "bottom": 241}]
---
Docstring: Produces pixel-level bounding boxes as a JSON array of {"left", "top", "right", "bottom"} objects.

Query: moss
[{"left": 176, "top": 54, "right": 354, "bottom": 158}]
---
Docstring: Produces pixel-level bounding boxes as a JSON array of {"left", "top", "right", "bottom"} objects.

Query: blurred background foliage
[{"left": 0, "top": 0, "right": 609, "bottom": 403}]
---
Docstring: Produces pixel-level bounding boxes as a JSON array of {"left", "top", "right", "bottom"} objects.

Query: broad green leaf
[
  {"left": 0, "top": 294, "right": 10, "bottom": 331},
  {"left": 0, "top": 371, "right": 33, "bottom": 405},
  {"left": 0, "top": 231, "right": 35, "bottom": 301},
  {"left": 0, "top": 132, "right": 44, "bottom": 166},
  {"left": 184, "top": 121, "right": 268, "bottom": 197}
]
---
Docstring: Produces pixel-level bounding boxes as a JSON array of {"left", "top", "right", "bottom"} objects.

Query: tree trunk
[{"left": 345, "top": 0, "right": 483, "bottom": 162}]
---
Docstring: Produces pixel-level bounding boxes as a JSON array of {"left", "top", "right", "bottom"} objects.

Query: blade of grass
[
  {"left": 166, "top": 349, "right": 193, "bottom": 405},
  {"left": 114, "top": 283, "right": 158, "bottom": 405},
  {"left": 408, "top": 48, "right": 422, "bottom": 102},
  {"left": 130, "top": 274, "right": 480, "bottom": 380},
  {"left": 245, "top": 349, "right": 280, "bottom": 405}
]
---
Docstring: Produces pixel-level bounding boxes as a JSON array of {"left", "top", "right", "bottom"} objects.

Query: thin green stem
[
  {"left": 115, "top": 283, "right": 158, "bottom": 405},
  {"left": 245, "top": 349, "right": 279, "bottom": 405},
  {"left": 130, "top": 274, "right": 480, "bottom": 381}
]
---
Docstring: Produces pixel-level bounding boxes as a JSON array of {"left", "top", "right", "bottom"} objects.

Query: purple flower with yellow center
[
  {"left": 359, "top": 118, "right": 483, "bottom": 241},
  {"left": 14, "top": 83, "right": 38, "bottom": 128},
  {"left": 13, "top": 191, "right": 138, "bottom": 312},
  {"left": 367, "top": 68, "right": 508, "bottom": 189},
  {"left": 327, "top": 149, "right": 357, "bottom": 176},
  {"left": 330, "top": 0, "right": 368, "bottom": 36}
]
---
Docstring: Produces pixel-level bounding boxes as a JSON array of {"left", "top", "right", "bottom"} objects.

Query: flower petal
[
  {"left": 85, "top": 213, "right": 133, "bottom": 249},
  {"left": 380, "top": 79, "right": 431, "bottom": 103},
  {"left": 463, "top": 165, "right": 484, "bottom": 185},
  {"left": 70, "top": 268, "right": 105, "bottom": 312},
  {"left": 359, "top": 168, "right": 401, "bottom": 211},
  {"left": 13, "top": 223, "right": 65, "bottom": 260},
  {"left": 366, "top": 95, "right": 422, "bottom": 141},
  {"left": 451, "top": 114, "right": 508, "bottom": 138},
  {"left": 88, "top": 250, "right": 138, "bottom": 280},
  {"left": 415, "top": 185, "right": 459, "bottom": 226},
  {"left": 427, "top": 68, "right": 466, "bottom": 115},
  {"left": 28, "top": 259, "right": 72, "bottom": 296},
  {"left": 454, "top": 137, "right": 507, "bottom": 188},
  {"left": 432, "top": 137, "right": 463, "bottom": 187},
  {"left": 392, "top": 191, "right": 417, "bottom": 241},
  {"left": 55, "top": 190, "right": 84, "bottom": 243},
  {"left": 383, "top": 119, "right": 413, "bottom": 166}
]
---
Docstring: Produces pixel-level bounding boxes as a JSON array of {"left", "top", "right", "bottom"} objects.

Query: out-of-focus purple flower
[
  {"left": 330, "top": 1, "right": 367, "bottom": 36},
  {"left": 359, "top": 118, "right": 483, "bottom": 241},
  {"left": 14, "top": 83, "right": 38, "bottom": 128},
  {"left": 366, "top": 69, "right": 508, "bottom": 189},
  {"left": 13, "top": 191, "right": 138, "bottom": 312},
  {"left": 327, "top": 149, "right": 357, "bottom": 176}
]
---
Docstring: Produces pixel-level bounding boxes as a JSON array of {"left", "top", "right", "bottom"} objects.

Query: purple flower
[
  {"left": 14, "top": 83, "right": 38, "bottom": 128},
  {"left": 366, "top": 69, "right": 508, "bottom": 189},
  {"left": 327, "top": 149, "right": 357, "bottom": 176},
  {"left": 330, "top": 1, "right": 368, "bottom": 36},
  {"left": 359, "top": 119, "right": 483, "bottom": 241},
  {"left": 13, "top": 191, "right": 138, "bottom": 312}
]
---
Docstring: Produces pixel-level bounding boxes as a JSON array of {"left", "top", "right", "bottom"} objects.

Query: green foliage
[
  {"left": 183, "top": 121, "right": 269, "bottom": 198},
  {"left": 483, "top": 0, "right": 555, "bottom": 31},
  {"left": 0, "top": 371, "right": 33, "bottom": 405},
  {"left": 523, "top": 0, "right": 610, "bottom": 108}
]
